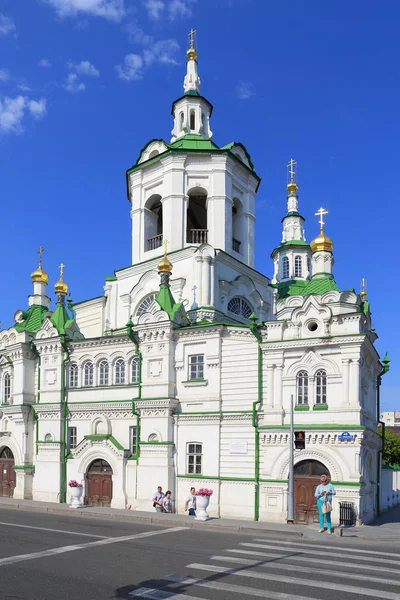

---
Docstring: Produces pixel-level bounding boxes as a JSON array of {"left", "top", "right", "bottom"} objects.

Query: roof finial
[
  {"left": 31, "top": 244, "right": 49, "bottom": 284},
  {"left": 54, "top": 262, "right": 68, "bottom": 296},
  {"left": 286, "top": 158, "right": 298, "bottom": 196},
  {"left": 310, "top": 207, "right": 333, "bottom": 253},
  {"left": 360, "top": 277, "right": 367, "bottom": 301},
  {"left": 315, "top": 207, "right": 328, "bottom": 229},
  {"left": 187, "top": 28, "right": 197, "bottom": 61},
  {"left": 38, "top": 245, "right": 44, "bottom": 269},
  {"left": 158, "top": 239, "right": 173, "bottom": 274}
]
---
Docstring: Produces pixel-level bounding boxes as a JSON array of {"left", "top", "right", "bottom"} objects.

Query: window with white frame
[
  {"left": 131, "top": 356, "right": 139, "bottom": 383},
  {"left": 315, "top": 369, "right": 327, "bottom": 404},
  {"left": 227, "top": 296, "right": 252, "bottom": 319},
  {"left": 99, "top": 360, "right": 109, "bottom": 385},
  {"left": 115, "top": 358, "right": 125, "bottom": 384},
  {"left": 282, "top": 256, "right": 289, "bottom": 279},
  {"left": 189, "top": 355, "right": 204, "bottom": 380},
  {"left": 129, "top": 425, "right": 138, "bottom": 455},
  {"left": 297, "top": 370, "right": 309, "bottom": 405},
  {"left": 69, "top": 363, "right": 78, "bottom": 388},
  {"left": 136, "top": 293, "right": 156, "bottom": 317},
  {"left": 294, "top": 255, "right": 302, "bottom": 278},
  {"left": 3, "top": 373, "right": 10, "bottom": 403},
  {"left": 187, "top": 442, "right": 202, "bottom": 474},
  {"left": 83, "top": 361, "right": 94, "bottom": 386},
  {"left": 68, "top": 427, "right": 77, "bottom": 449}
]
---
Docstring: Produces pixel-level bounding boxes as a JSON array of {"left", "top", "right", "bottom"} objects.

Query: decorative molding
[{"left": 71, "top": 436, "right": 126, "bottom": 460}]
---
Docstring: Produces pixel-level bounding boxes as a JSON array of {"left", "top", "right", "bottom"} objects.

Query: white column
[
  {"left": 202, "top": 256, "right": 211, "bottom": 306},
  {"left": 195, "top": 256, "right": 203, "bottom": 307},
  {"left": 209, "top": 259, "right": 215, "bottom": 306},
  {"left": 266, "top": 365, "right": 274, "bottom": 408},
  {"left": 309, "top": 376, "right": 315, "bottom": 408},
  {"left": 342, "top": 359, "right": 350, "bottom": 405},
  {"left": 274, "top": 365, "right": 283, "bottom": 409},
  {"left": 350, "top": 359, "right": 360, "bottom": 405}
]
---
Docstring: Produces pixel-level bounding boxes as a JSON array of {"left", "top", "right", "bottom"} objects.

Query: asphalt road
[{"left": 0, "top": 508, "right": 399, "bottom": 600}]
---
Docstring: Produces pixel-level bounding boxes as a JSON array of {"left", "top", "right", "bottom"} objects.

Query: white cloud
[
  {"left": 0, "top": 95, "right": 47, "bottom": 134},
  {"left": 236, "top": 81, "right": 253, "bottom": 100},
  {"left": 116, "top": 54, "right": 144, "bottom": 81},
  {"left": 63, "top": 72, "right": 86, "bottom": 92},
  {"left": 69, "top": 60, "right": 100, "bottom": 77},
  {"left": 43, "top": 0, "right": 124, "bottom": 21},
  {"left": 0, "top": 13, "right": 16, "bottom": 36},
  {"left": 38, "top": 58, "right": 52, "bottom": 68},
  {"left": 144, "top": 0, "right": 165, "bottom": 20},
  {"left": 126, "top": 22, "right": 153, "bottom": 46},
  {"left": 143, "top": 39, "right": 179, "bottom": 66},
  {"left": 168, "top": 0, "right": 195, "bottom": 19},
  {"left": 18, "top": 84, "right": 31, "bottom": 92},
  {"left": 0, "top": 69, "right": 9, "bottom": 82}
]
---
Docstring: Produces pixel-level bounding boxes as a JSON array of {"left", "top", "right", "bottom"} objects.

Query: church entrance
[
  {"left": 0, "top": 447, "right": 16, "bottom": 497},
  {"left": 293, "top": 460, "right": 330, "bottom": 525},
  {"left": 87, "top": 459, "right": 113, "bottom": 507}
]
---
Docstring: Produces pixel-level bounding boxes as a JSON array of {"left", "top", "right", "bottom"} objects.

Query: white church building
[{"left": 0, "top": 35, "right": 387, "bottom": 525}]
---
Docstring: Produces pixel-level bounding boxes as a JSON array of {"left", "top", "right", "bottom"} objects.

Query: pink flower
[
  {"left": 68, "top": 479, "right": 83, "bottom": 488},
  {"left": 195, "top": 488, "right": 213, "bottom": 496}
]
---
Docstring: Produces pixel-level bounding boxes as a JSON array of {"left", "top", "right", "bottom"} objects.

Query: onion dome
[
  {"left": 54, "top": 263, "right": 68, "bottom": 295},
  {"left": 31, "top": 265, "right": 49, "bottom": 284},
  {"left": 187, "top": 47, "right": 198, "bottom": 61},
  {"left": 286, "top": 181, "right": 298, "bottom": 197},
  {"left": 310, "top": 228, "right": 333, "bottom": 253},
  {"left": 158, "top": 245, "right": 173, "bottom": 273}
]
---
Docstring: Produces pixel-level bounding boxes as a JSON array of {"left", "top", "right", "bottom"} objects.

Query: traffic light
[{"left": 294, "top": 431, "right": 306, "bottom": 450}]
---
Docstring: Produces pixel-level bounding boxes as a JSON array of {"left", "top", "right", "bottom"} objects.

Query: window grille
[
  {"left": 69, "top": 364, "right": 78, "bottom": 387},
  {"left": 297, "top": 370, "right": 309, "bottom": 405},
  {"left": 137, "top": 293, "right": 156, "bottom": 317},
  {"left": 68, "top": 427, "right": 77, "bottom": 449},
  {"left": 189, "top": 355, "right": 204, "bottom": 380},
  {"left": 115, "top": 359, "right": 125, "bottom": 384},
  {"left": 99, "top": 360, "right": 109, "bottom": 386},
  {"left": 283, "top": 256, "right": 289, "bottom": 279},
  {"left": 131, "top": 356, "right": 139, "bottom": 383},
  {"left": 227, "top": 297, "right": 252, "bottom": 319},
  {"left": 295, "top": 255, "right": 302, "bottom": 278},
  {"left": 187, "top": 442, "right": 202, "bottom": 474},
  {"left": 83, "top": 361, "right": 93, "bottom": 386},
  {"left": 4, "top": 373, "right": 10, "bottom": 402},
  {"left": 315, "top": 369, "right": 327, "bottom": 404}
]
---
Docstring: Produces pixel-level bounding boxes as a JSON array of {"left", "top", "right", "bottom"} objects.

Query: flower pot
[
  {"left": 69, "top": 486, "right": 83, "bottom": 509},
  {"left": 195, "top": 494, "right": 210, "bottom": 521}
]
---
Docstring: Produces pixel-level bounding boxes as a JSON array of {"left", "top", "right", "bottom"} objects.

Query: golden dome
[
  {"left": 310, "top": 228, "right": 333, "bottom": 253},
  {"left": 286, "top": 181, "right": 298, "bottom": 196},
  {"left": 186, "top": 47, "right": 198, "bottom": 61},
  {"left": 54, "top": 263, "right": 68, "bottom": 294},
  {"left": 31, "top": 266, "right": 49, "bottom": 284},
  {"left": 158, "top": 252, "right": 173, "bottom": 273}
]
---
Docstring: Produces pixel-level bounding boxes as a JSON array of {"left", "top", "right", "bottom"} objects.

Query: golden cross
[
  {"left": 287, "top": 158, "right": 297, "bottom": 183},
  {"left": 315, "top": 207, "right": 328, "bottom": 228},
  {"left": 188, "top": 28, "right": 196, "bottom": 49},
  {"left": 59, "top": 263, "right": 65, "bottom": 278},
  {"left": 37, "top": 245, "right": 44, "bottom": 268},
  {"left": 163, "top": 239, "right": 169, "bottom": 255}
]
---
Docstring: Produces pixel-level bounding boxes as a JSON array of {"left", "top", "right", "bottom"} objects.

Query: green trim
[
  {"left": 282, "top": 212, "right": 305, "bottom": 221},
  {"left": 182, "top": 379, "right": 208, "bottom": 383},
  {"left": 84, "top": 434, "right": 124, "bottom": 451},
  {"left": 127, "top": 455, "right": 138, "bottom": 461},
  {"left": 29, "top": 342, "right": 40, "bottom": 403},
  {"left": 71, "top": 383, "right": 139, "bottom": 391},
  {"left": 104, "top": 276, "right": 117, "bottom": 281},
  {"left": 312, "top": 272, "right": 333, "bottom": 277},
  {"left": 177, "top": 475, "right": 254, "bottom": 482},
  {"left": 139, "top": 441, "right": 174, "bottom": 445},
  {"left": 331, "top": 481, "right": 363, "bottom": 487},
  {"left": 259, "top": 424, "right": 367, "bottom": 430},
  {"left": 313, "top": 404, "right": 329, "bottom": 410},
  {"left": 13, "top": 465, "right": 35, "bottom": 470},
  {"left": 60, "top": 335, "right": 69, "bottom": 504},
  {"left": 14, "top": 305, "right": 48, "bottom": 333},
  {"left": 71, "top": 296, "right": 104, "bottom": 308},
  {"left": 37, "top": 440, "right": 62, "bottom": 444},
  {"left": 260, "top": 478, "right": 288, "bottom": 483},
  {"left": 176, "top": 410, "right": 253, "bottom": 416},
  {"left": 295, "top": 404, "right": 309, "bottom": 411}
]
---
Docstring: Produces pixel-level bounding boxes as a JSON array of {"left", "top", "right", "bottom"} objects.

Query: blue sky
[{"left": 0, "top": 0, "right": 398, "bottom": 410}]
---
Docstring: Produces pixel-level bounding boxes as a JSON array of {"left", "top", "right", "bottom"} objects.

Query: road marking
[
  {"left": 253, "top": 537, "right": 400, "bottom": 558},
  {"left": 211, "top": 555, "right": 400, "bottom": 587},
  {"left": 0, "top": 527, "right": 187, "bottom": 568},
  {"left": 163, "top": 574, "right": 321, "bottom": 600},
  {"left": 241, "top": 542, "right": 400, "bottom": 567},
  {"left": 129, "top": 587, "right": 203, "bottom": 599},
  {"left": 0, "top": 521, "right": 107, "bottom": 539},
  {"left": 229, "top": 548, "right": 400, "bottom": 576},
  {"left": 187, "top": 563, "right": 400, "bottom": 600}
]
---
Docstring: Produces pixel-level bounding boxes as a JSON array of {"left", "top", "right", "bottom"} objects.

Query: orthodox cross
[
  {"left": 188, "top": 28, "right": 196, "bottom": 49},
  {"left": 315, "top": 207, "right": 328, "bottom": 228},
  {"left": 59, "top": 263, "right": 65, "bottom": 278},
  {"left": 287, "top": 158, "right": 297, "bottom": 183},
  {"left": 191, "top": 284, "right": 197, "bottom": 304},
  {"left": 37, "top": 245, "right": 44, "bottom": 268},
  {"left": 163, "top": 239, "right": 169, "bottom": 255}
]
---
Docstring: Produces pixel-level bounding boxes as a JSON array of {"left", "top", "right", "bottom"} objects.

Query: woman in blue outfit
[{"left": 315, "top": 474, "right": 336, "bottom": 534}]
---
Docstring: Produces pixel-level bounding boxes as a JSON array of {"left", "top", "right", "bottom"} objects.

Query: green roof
[
  {"left": 274, "top": 280, "right": 309, "bottom": 299},
  {"left": 299, "top": 278, "right": 339, "bottom": 296},
  {"left": 184, "top": 90, "right": 200, "bottom": 97},
  {"left": 14, "top": 305, "right": 48, "bottom": 333},
  {"left": 50, "top": 302, "right": 73, "bottom": 335},
  {"left": 281, "top": 212, "right": 305, "bottom": 222},
  {"left": 271, "top": 240, "right": 310, "bottom": 257},
  {"left": 169, "top": 134, "right": 219, "bottom": 150},
  {"left": 156, "top": 284, "right": 189, "bottom": 325}
]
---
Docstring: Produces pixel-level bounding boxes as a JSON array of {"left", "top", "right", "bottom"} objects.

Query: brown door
[
  {"left": 0, "top": 447, "right": 15, "bottom": 498},
  {"left": 293, "top": 459, "right": 330, "bottom": 525},
  {"left": 87, "top": 459, "right": 113, "bottom": 507}
]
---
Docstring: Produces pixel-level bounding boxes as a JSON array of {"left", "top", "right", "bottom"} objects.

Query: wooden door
[
  {"left": 87, "top": 459, "right": 113, "bottom": 507},
  {"left": 0, "top": 447, "right": 15, "bottom": 498},
  {"left": 294, "top": 477, "right": 319, "bottom": 524}
]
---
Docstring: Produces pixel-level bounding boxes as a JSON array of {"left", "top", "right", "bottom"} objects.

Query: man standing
[
  {"left": 184, "top": 487, "right": 196, "bottom": 516},
  {"left": 152, "top": 486, "right": 165, "bottom": 512}
]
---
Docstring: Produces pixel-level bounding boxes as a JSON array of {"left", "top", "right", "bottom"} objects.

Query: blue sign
[{"left": 338, "top": 431, "right": 354, "bottom": 441}]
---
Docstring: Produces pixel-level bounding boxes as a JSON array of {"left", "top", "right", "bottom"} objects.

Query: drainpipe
[
  {"left": 376, "top": 352, "right": 390, "bottom": 516},
  {"left": 32, "top": 406, "right": 39, "bottom": 456},
  {"left": 249, "top": 315, "right": 263, "bottom": 521},
  {"left": 29, "top": 341, "right": 41, "bottom": 404},
  {"left": 60, "top": 335, "right": 70, "bottom": 504},
  {"left": 127, "top": 320, "right": 142, "bottom": 500}
]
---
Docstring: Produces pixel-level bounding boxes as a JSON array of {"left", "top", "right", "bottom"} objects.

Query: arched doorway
[
  {"left": 0, "top": 447, "right": 15, "bottom": 498},
  {"left": 87, "top": 459, "right": 113, "bottom": 507},
  {"left": 293, "top": 459, "right": 330, "bottom": 524}
]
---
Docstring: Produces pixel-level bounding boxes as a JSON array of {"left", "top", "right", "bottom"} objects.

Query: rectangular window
[
  {"left": 187, "top": 442, "right": 202, "bottom": 474},
  {"left": 68, "top": 426, "right": 77, "bottom": 450},
  {"left": 189, "top": 355, "right": 204, "bottom": 380},
  {"left": 129, "top": 425, "right": 138, "bottom": 455}
]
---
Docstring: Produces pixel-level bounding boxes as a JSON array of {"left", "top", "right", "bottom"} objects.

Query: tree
[{"left": 382, "top": 428, "right": 400, "bottom": 467}]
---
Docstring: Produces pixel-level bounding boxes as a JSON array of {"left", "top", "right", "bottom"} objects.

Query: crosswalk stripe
[
  {"left": 240, "top": 542, "right": 400, "bottom": 567},
  {"left": 163, "top": 574, "right": 321, "bottom": 600},
  {"left": 210, "top": 555, "right": 400, "bottom": 587},
  {"left": 186, "top": 563, "right": 400, "bottom": 600},
  {"left": 228, "top": 548, "right": 400, "bottom": 576},
  {"left": 253, "top": 537, "right": 400, "bottom": 558},
  {"left": 128, "top": 587, "right": 203, "bottom": 599}
]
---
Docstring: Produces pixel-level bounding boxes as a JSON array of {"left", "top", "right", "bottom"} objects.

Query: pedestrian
[
  {"left": 152, "top": 485, "right": 165, "bottom": 513},
  {"left": 315, "top": 474, "right": 336, "bottom": 534},
  {"left": 184, "top": 487, "right": 196, "bottom": 516},
  {"left": 162, "top": 491, "right": 173, "bottom": 513}
]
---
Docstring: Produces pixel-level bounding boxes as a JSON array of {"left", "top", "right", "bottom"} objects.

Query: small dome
[
  {"left": 31, "top": 266, "right": 49, "bottom": 284},
  {"left": 286, "top": 181, "right": 298, "bottom": 196},
  {"left": 186, "top": 47, "right": 198, "bottom": 61},
  {"left": 158, "top": 253, "right": 173, "bottom": 273},
  {"left": 310, "top": 228, "right": 333, "bottom": 253},
  {"left": 54, "top": 277, "right": 68, "bottom": 295}
]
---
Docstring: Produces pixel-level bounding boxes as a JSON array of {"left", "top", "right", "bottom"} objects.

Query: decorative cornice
[
  {"left": 71, "top": 436, "right": 126, "bottom": 460},
  {"left": 260, "top": 335, "right": 365, "bottom": 351}
]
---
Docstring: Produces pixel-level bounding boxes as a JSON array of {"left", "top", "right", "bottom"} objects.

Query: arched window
[
  {"left": 115, "top": 359, "right": 125, "bottom": 385},
  {"left": 131, "top": 356, "right": 139, "bottom": 383},
  {"left": 282, "top": 256, "right": 289, "bottom": 279},
  {"left": 136, "top": 293, "right": 156, "bottom": 317},
  {"left": 227, "top": 296, "right": 253, "bottom": 319},
  {"left": 294, "top": 255, "right": 302, "bottom": 278},
  {"left": 69, "top": 363, "right": 78, "bottom": 388},
  {"left": 83, "top": 361, "right": 94, "bottom": 387},
  {"left": 99, "top": 360, "right": 109, "bottom": 386},
  {"left": 315, "top": 369, "right": 327, "bottom": 404},
  {"left": 297, "top": 370, "right": 308, "bottom": 405},
  {"left": 144, "top": 194, "right": 163, "bottom": 252},
  {"left": 4, "top": 373, "right": 10, "bottom": 403},
  {"left": 190, "top": 109, "right": 195, "bottom": 131},
  {"left": 307, "top": 257, "right": 311, "bottom": 276},
  {"left": 180, "top": 111, "right": 184, "bottom": 131}
]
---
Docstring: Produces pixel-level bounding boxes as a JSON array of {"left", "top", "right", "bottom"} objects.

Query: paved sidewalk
[{"left": 0, "top": 497, "right": 398, "bottom": 541}]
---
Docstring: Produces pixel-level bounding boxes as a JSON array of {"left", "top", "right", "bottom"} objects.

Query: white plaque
[{"left": 229, "top": 441, "right": 248, "bottom": 454}]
